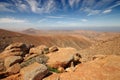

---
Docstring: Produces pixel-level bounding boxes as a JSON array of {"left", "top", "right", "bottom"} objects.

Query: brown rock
[
  {"left": 24, "top": 54, "right": 38, "bottom": 61},
  {"left": 29, "top": 45, "right": 49, "bottom": 54},
  {"left": 20, "top": 62, "right": 48, "bottom": 80},
  {"left": 46, "top": 47, "right": 78, "bottom": 68},
  {"left": 43, "top": 55, "right": 120, "bottom": 80},
  {"left": 6, "top": 63, "right": 21, "bottom": 75},
  {"left": 49, "top": 46, "right": 58, "bottom": 52},
  {"left": 4, "top": 56, "right": 23, "bottom": 69},
  {"left": 5, "top": 43, "right": 27, "bottom": 51}
]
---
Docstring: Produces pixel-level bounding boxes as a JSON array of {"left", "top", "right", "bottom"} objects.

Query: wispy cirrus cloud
[
  {"left": 69, "top": 0, "right": 81, "bottom": 8},
  {"left": 26, "top": 0, "right": 56, "bottom": 13},
  {"left": 109, "top": 1, "right": 120, "bottom": 9},
  {"left": 0, "top": 17, "right": 27, "bottom": 23},
  {"left": 81, "top": 7, "right": 101, "bottom": 16}
]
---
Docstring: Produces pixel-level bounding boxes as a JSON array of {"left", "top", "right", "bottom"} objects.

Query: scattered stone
[
  {"left": 4, "top": 56, "right": 23, "bottom": 69},
  {"left": 20, "top": 62, "right": 48, "bottom": 80}
]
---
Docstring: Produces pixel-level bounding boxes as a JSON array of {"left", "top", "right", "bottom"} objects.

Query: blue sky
[{"left": 0, "top": 0, "right": 120, "bottom": 30}]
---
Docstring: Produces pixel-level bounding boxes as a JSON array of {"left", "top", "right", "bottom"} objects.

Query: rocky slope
[
  {"left": 0, "top": 29, "right": 92, "bottom": 52},
  {"left": 0, "top": 42, "right": 120, "bottom": 80}
]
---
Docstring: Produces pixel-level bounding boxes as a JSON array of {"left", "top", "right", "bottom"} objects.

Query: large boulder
[
  {"left": 46, "top": 47, "right": 79, "bottom": 68},
  {"left": 43, "top": 55, "right": 120, "bottom": 80},
  {"left": 4, "top": 56, "right": 23, "bottom": 69},
  {"left": 20, "top": 62, "right": 48, "bottom": 80}
]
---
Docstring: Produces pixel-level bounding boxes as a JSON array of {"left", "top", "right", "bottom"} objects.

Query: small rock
[
  {"left": 29, "top": 45, "right": 49, "bottom": 55},
  {"left": 20, "top": 62, "right": 48, "bottom": 80},
  {"left": 49, "top": 46, "right": 58, "bottom": 52}
]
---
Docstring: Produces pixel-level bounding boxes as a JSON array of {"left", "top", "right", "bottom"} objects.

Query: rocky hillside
[
  {"left": 0, "top": 29, "right": 92, "bottom": 52},
  {"left": 0, "top": 42, "right": 120, "bottom": 80},
  {"left": 79, "top": 35, "right": 120, "bottom": 62}
]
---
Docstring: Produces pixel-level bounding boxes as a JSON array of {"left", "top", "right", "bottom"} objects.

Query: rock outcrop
[
  {"left": 43, "top": 55, "right": 120, "bottom": 80},
  {"left": 46, "top": 47, "right": 81, "bottom": 69}
]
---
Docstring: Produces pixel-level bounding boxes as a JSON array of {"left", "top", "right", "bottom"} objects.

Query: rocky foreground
[{"left": 0, "top": 43, "right": 120, "bottom": 80}]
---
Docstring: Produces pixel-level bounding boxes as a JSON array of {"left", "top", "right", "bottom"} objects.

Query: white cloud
[
  {"left": 26, "top": 0, "right": 56, "bottom": 13},
  {"left": 102, "top": 9, "right": 112, "bottom": 14},
  {"left": 69, "top": 0, "right": 81, "bottom": 8},
  {"left": 109, "top": 1, "right": 120, "bottom": 9},
  {"left": 0, "top": 2, "right": 15, "bottom": 12},
  {"left": 82, "top": 7, "right": 101, "bottom": 16},
  {"left": 0, "top": 18, "right": 27, "bottom": 23},
  {"left": 81, "top": 0, "right": 95, "bottom": 8},
  {"left": 81, "top": 19, "right": 88, "bottom": 22},
  {"left": 94, "top": 0, "right": 115, "bottom": 9},
  {"left": 47, "top": 16, "right": 64, "bottom": 19}
]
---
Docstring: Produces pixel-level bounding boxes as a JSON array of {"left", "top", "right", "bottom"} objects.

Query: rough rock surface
[
  {"left": 29, "top": 45, "right": 49, "bottom": 54},
  {"left": 20, "top": 62, "right": 48, "bottom": 80},
  {"left": 0, "top": 43, "right": 29, "bottom": 59},
  {"left": 49, "top": 46, "right": 58, "bottom": 52},
  {"left": 20, "top": 54, "right": 48, "bottom": 68},
  {"left": 43, "top": 55, "right": 120, "bottom": 80},
  {"left": 4, "top": 56, "right": 23, "bottom": 69},
  {"left": 46, "top": 47, "right": 79, "bottom": 68}
]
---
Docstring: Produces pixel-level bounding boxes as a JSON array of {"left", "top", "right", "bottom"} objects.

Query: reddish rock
[{"left": 46, "top": 47, "right": 78, "bottom": 68}]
